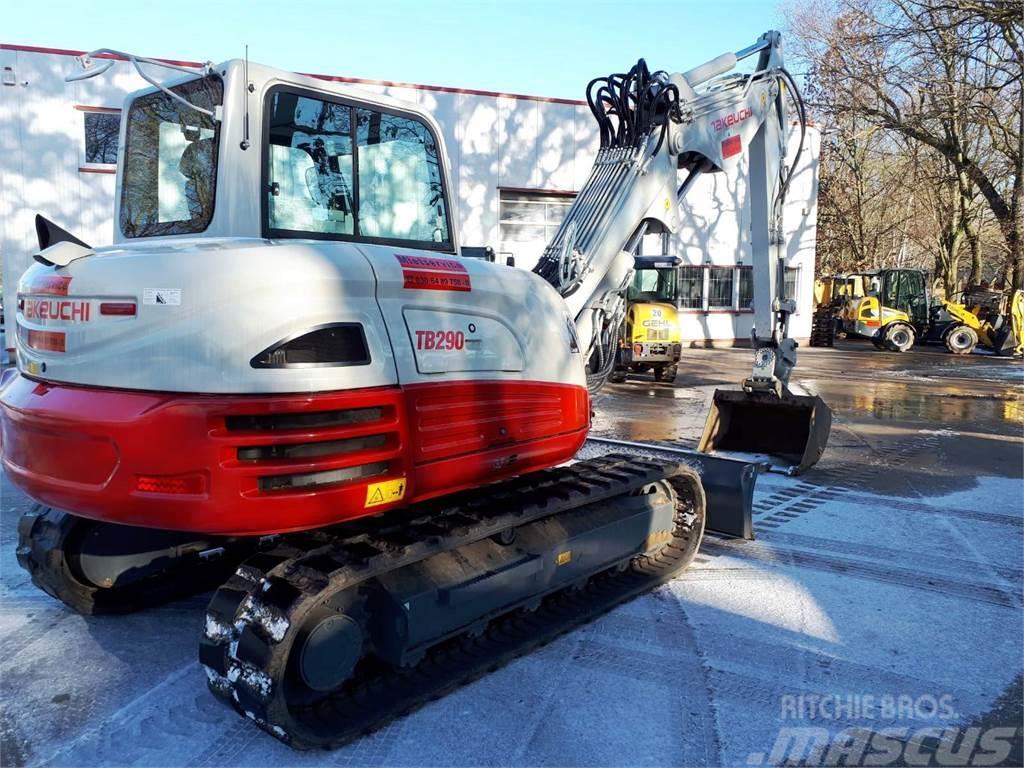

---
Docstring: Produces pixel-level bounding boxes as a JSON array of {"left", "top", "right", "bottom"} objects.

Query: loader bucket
[
  {"left": 698, "top": 388, "right": 832, "bottom": 474},
  {"left": 991, "top": 324, "right": 1017, "bottom": 356}
]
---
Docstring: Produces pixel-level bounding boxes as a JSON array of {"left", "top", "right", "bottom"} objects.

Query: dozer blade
[
  {"left": 698, "top": 388, "right": 832, "bottom": 475},
  {"left": 585, "top": 436, "right": 757, "bottom": 539}
]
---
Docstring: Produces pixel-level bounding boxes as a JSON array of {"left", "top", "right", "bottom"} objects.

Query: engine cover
[
  {"left": 12, "top": 239, "right": 585, "bottom": 393},
  {"left": 1, "top": 239, "right": 591, "bottom": 534}
]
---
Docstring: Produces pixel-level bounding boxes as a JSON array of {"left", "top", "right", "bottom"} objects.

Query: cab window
[
  {"left": 120, "top": 77, "right": 222, "bottom": 237},
  {"left": 628, "top": 268, "right": 677, "bottom": 303},
  {"left": 265, "top": 89, "right": 452, "bottom": 249}
]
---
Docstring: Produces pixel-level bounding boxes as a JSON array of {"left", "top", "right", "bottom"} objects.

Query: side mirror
[
  {"left": 460, "top": 246, "right": 496, "bottom": 262},
  {"left": 505, "top": 256, "right": 515, "bottom": 267}
]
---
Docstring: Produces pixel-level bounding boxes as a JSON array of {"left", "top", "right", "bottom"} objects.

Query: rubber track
[
  {"left": 16, "top": 506, "right": 249, "bottom": 615},
  {"left": 199, "top": 454, "right": 706, "bottom": 749}
]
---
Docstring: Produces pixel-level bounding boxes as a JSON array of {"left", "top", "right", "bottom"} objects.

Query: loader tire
[
  {"left": 808, "top": 308, "right": 835, "bottom": 347},
  {"left": 654, "top": 364, "right": 677, "bottom": 382},
  {"left": 883, "top": 323, "right": 915, "bottom": 352},
  {"left": 944, "top": 324, "right": 978, "bottom": 355}
]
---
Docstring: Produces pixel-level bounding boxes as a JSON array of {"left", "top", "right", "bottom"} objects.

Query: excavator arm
[{"left": 533, "top": 31, "right": 831, "bottom": 472}]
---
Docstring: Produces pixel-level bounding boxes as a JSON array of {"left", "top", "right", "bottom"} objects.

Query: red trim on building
[
  {"left": 0, "top": 43, "right": 203, "bottom": 69},
  {"left": 79, "top": 166, "right": 116, "bottom": 174},
  {"left": 305, "top": 72, "right": 585, "bottom": 106},
  {"left": 0, "top": 42, "right": 588, "bottom": 107},
  {"left": 74, "top": 104, "right": 121, "bottom": 113}
]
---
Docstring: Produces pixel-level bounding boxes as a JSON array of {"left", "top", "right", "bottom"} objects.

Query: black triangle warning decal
[{"left": 369, "top": 488, "right": 384, "bottom": 504}]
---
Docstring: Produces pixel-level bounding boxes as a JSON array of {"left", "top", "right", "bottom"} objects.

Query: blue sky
[{"left": 3, "top": 0, "right": 784, "bottom": 99}]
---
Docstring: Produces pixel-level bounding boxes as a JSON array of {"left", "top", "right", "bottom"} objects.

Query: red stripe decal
[
  {"left": 721, "top": 134, "right": 742, "bottom": 159},
  {"left": 27, "top": 330, "right": 66, "bottom": 353},
  {"left": 24, "top": 275, "right": 72, "bottom": 296},
  {"left": 395, "top": 254, "right": 467, "bottom": 272},
  {"left": 403, "top": 270, "right": 472, "bottom": 292},
  {"left": 396, "top": 254, "right": 471, "bottom": 292}
]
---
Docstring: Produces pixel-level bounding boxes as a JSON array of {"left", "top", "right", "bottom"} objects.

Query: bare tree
[{"left": 786, "top": 0, "right": 1023, "bottom": 289}]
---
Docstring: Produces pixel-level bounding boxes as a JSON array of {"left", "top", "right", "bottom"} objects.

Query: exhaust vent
[
  {"left": 238, "top": 434, "right": 387, "bottom": 461},
  {"left": 251, "top": 323, "right": 370, "bottom": 368},
  {"left": 258, "top": 461, "right": 388, "bottom": 492},
  {"left": 225, "top": 406, "right": 384, "bottom": 432}
]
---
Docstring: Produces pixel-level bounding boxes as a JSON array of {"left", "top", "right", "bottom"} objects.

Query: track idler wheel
[{"left": 16, "top": 505, "right": 248, "bottom": 615}]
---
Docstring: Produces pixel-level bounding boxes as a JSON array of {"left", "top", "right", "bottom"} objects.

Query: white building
[{"left": 0, "top": 43, "right": 819, "bottom": 353}]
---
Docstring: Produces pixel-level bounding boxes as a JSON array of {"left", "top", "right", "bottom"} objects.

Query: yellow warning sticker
[
  {"left": 364, "top": 477, "right": 407, "bottom": 508},
  {"left": 555, "top": 550, "right": 572, "bottom": 566}
]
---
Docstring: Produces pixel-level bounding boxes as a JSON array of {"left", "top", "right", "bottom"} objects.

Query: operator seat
[{"left": 179, "top": 137, "right": 216, "bottom": 221}]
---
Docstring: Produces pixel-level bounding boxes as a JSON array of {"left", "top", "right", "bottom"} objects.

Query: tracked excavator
[{"left": 0, "top": 32, "right": 830, "bottom": 748}]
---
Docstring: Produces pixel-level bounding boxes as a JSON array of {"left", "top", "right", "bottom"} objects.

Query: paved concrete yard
[{"left": 1, "top": 341, "right": 1021, "bottom": 766}]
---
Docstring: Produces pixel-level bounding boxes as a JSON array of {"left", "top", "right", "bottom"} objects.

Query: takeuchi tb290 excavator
[{"left": 0, "top": 32, "right": 830, "bottom": 748}]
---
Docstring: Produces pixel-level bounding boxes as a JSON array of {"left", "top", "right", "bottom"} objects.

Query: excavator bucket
[{"left": 698, "top": 389, "right": 832, "bottom": 474}]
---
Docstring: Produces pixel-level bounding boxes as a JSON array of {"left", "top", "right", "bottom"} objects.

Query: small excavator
[{"left": 1, "top": 32, "right": 830, "bottom": 748}]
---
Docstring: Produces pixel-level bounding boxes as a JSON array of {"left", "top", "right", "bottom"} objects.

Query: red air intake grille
[{"left": 217, "top": 401, "right": 402, "bottom": 496}]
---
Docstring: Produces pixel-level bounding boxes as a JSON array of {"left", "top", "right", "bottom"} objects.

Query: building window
[
  {"left": 675, "top": 264, "right": 799, "bottom": 312},
  {"left": 738, "top": 266, "right": 753, "bottom": 309},
  {"left": 84, "top": 111, "right": 120, "bottom": 165},
  {"left": 678, "top": 266, "right": 704, "bottom": 309},
  {"left": 708, "top": 266, "right": 735, "bottom": 309},
  {"left": 784, "top": 267, "right": 800, "bottom": 302},
  {"left": 499, "top": 191, "right": 574, "bottom": 243}
]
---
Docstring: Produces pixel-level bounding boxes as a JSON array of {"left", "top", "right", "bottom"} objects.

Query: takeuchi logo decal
[{"left": 713, "top": 107, "right": 753, "bottom": 133}]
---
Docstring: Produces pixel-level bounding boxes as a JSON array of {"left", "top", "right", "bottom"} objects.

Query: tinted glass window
[
  {"left": 708, "top": 266, "right": 734, "bottom": 308},
  {"left": 355, "top": 108, "right": 449, "bottom": 244},
  {"left": 265, "top": 90, "right": 451, "bottom": 248},
  {"left": 738, "top": 267, "right": 753, "bottom": 309},
  {"left": 628, "top": 268, "right": 677, "bottom": 302},
  {"left": 267, "top": 93, "right": 354, "bottom": 235},
  {"left": 120, "top": 77, "right": 222, "bottom": 237},
  {"left": 84, "top": 112, "right": 120, "bottom": 164},
  {"left": 499, "top": 191, "right": 574, "bottom": 243},
  {"left": 679, "top": 266, "right": 704, "bottom": 309}
]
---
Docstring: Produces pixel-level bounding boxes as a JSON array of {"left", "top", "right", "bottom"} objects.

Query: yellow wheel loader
[{"left": 819, "top": 268, "right": 1022, "bottom": 355}]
